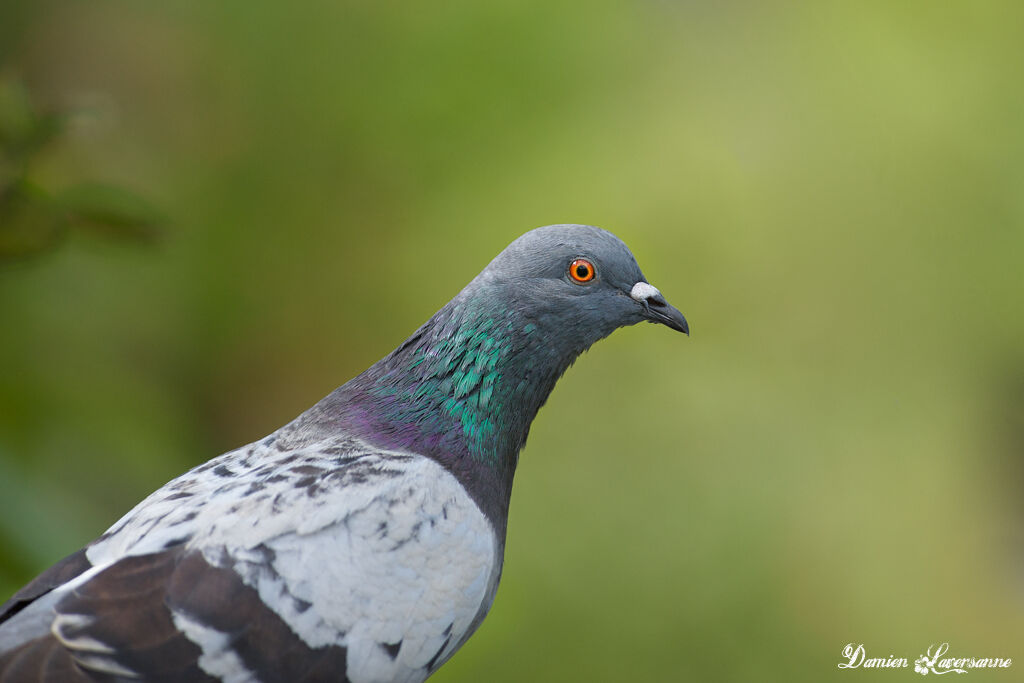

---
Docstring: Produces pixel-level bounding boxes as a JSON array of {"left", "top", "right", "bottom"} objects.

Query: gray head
[{"left": 471, "top": 224, "right": 688, "bottom": 351}]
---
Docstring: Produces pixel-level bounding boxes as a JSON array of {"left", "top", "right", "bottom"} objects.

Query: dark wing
[
  {"left": 0, "top": 546, "right": 349, "bottom": 682},
  {"left": 0, "top": 548, "right": 93, "bottom": 627}
]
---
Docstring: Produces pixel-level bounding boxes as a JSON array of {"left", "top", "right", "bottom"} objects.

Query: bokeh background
[{"left": 2, "top": 1, "right": 1023, "bottom": 680}]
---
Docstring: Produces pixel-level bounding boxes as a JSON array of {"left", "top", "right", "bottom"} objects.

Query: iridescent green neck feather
[
  {"left": 366, "top": 291, "right": 568, "bottom": 462},
  {"left": 297, "top": 287, "right": 580, "bottom": 531}
]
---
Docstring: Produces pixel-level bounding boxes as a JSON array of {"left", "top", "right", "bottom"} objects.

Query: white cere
[{"left": 630, "top": 282, "right": 661, "bottom": 302}]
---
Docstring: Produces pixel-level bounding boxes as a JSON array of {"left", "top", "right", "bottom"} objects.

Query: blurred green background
[{"left": 2, "top": 1, "right": 1023, "bottom": 680}]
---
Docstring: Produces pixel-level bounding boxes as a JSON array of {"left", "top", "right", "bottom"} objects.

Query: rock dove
[{"left": 0, "top": 224, "right": 688, "bottom": 682}]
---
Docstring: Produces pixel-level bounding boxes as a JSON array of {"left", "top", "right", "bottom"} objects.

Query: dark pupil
[{"left": 575, "top": 264, "right": 589, "bottom": 278}]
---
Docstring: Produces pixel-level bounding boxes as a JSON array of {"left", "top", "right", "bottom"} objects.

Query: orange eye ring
[{"left": 568, "top": 258, "right": 596, "bottom": 283}]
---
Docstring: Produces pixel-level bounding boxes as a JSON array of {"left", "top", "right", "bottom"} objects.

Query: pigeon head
[
  {"left": 303, "top": 224, "right": 686, "bottom": 530},
  {"left": 473, "top": 224, "right": 689, "bottom": 351}
]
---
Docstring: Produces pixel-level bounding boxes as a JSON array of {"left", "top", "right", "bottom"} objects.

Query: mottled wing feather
[
  {"left": 1, "top": 436, "right": 499, "bottom": 683},
  {"left": 51, "top": 548, "right": 217, "bottom": 681},
  {"left": 0, "top": 635, "right": 96, "bottom": 683},
  {"left": 2, "top": 546, "right": 351, "bottom": 682},
  {"left": 165, "top": 550, "right": 349, "bottom": 682}
]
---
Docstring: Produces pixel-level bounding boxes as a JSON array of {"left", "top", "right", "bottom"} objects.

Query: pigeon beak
[{"left": 630, "top": 282, "right": 689, "bottom": 335}]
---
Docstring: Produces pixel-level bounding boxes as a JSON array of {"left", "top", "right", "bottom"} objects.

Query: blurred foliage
[
  {"left": 0, "top": 78, "right": 162, "bottom": 262},
  {"left": 1, "top": 1, "right": 1023, "bottom": 681}
]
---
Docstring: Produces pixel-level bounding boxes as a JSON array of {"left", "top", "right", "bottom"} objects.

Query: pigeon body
[{"left": 0, "top": 224, "right": 687, "bottom": 682}]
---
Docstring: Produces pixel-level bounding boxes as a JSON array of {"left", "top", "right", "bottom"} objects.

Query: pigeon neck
[{"left": 328, "top": 287, "right": 577, "bottom": 532}]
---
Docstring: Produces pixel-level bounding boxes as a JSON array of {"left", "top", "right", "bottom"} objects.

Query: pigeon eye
[{"left": 568, "top": 258, "right": 596, "bottom": 283}]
